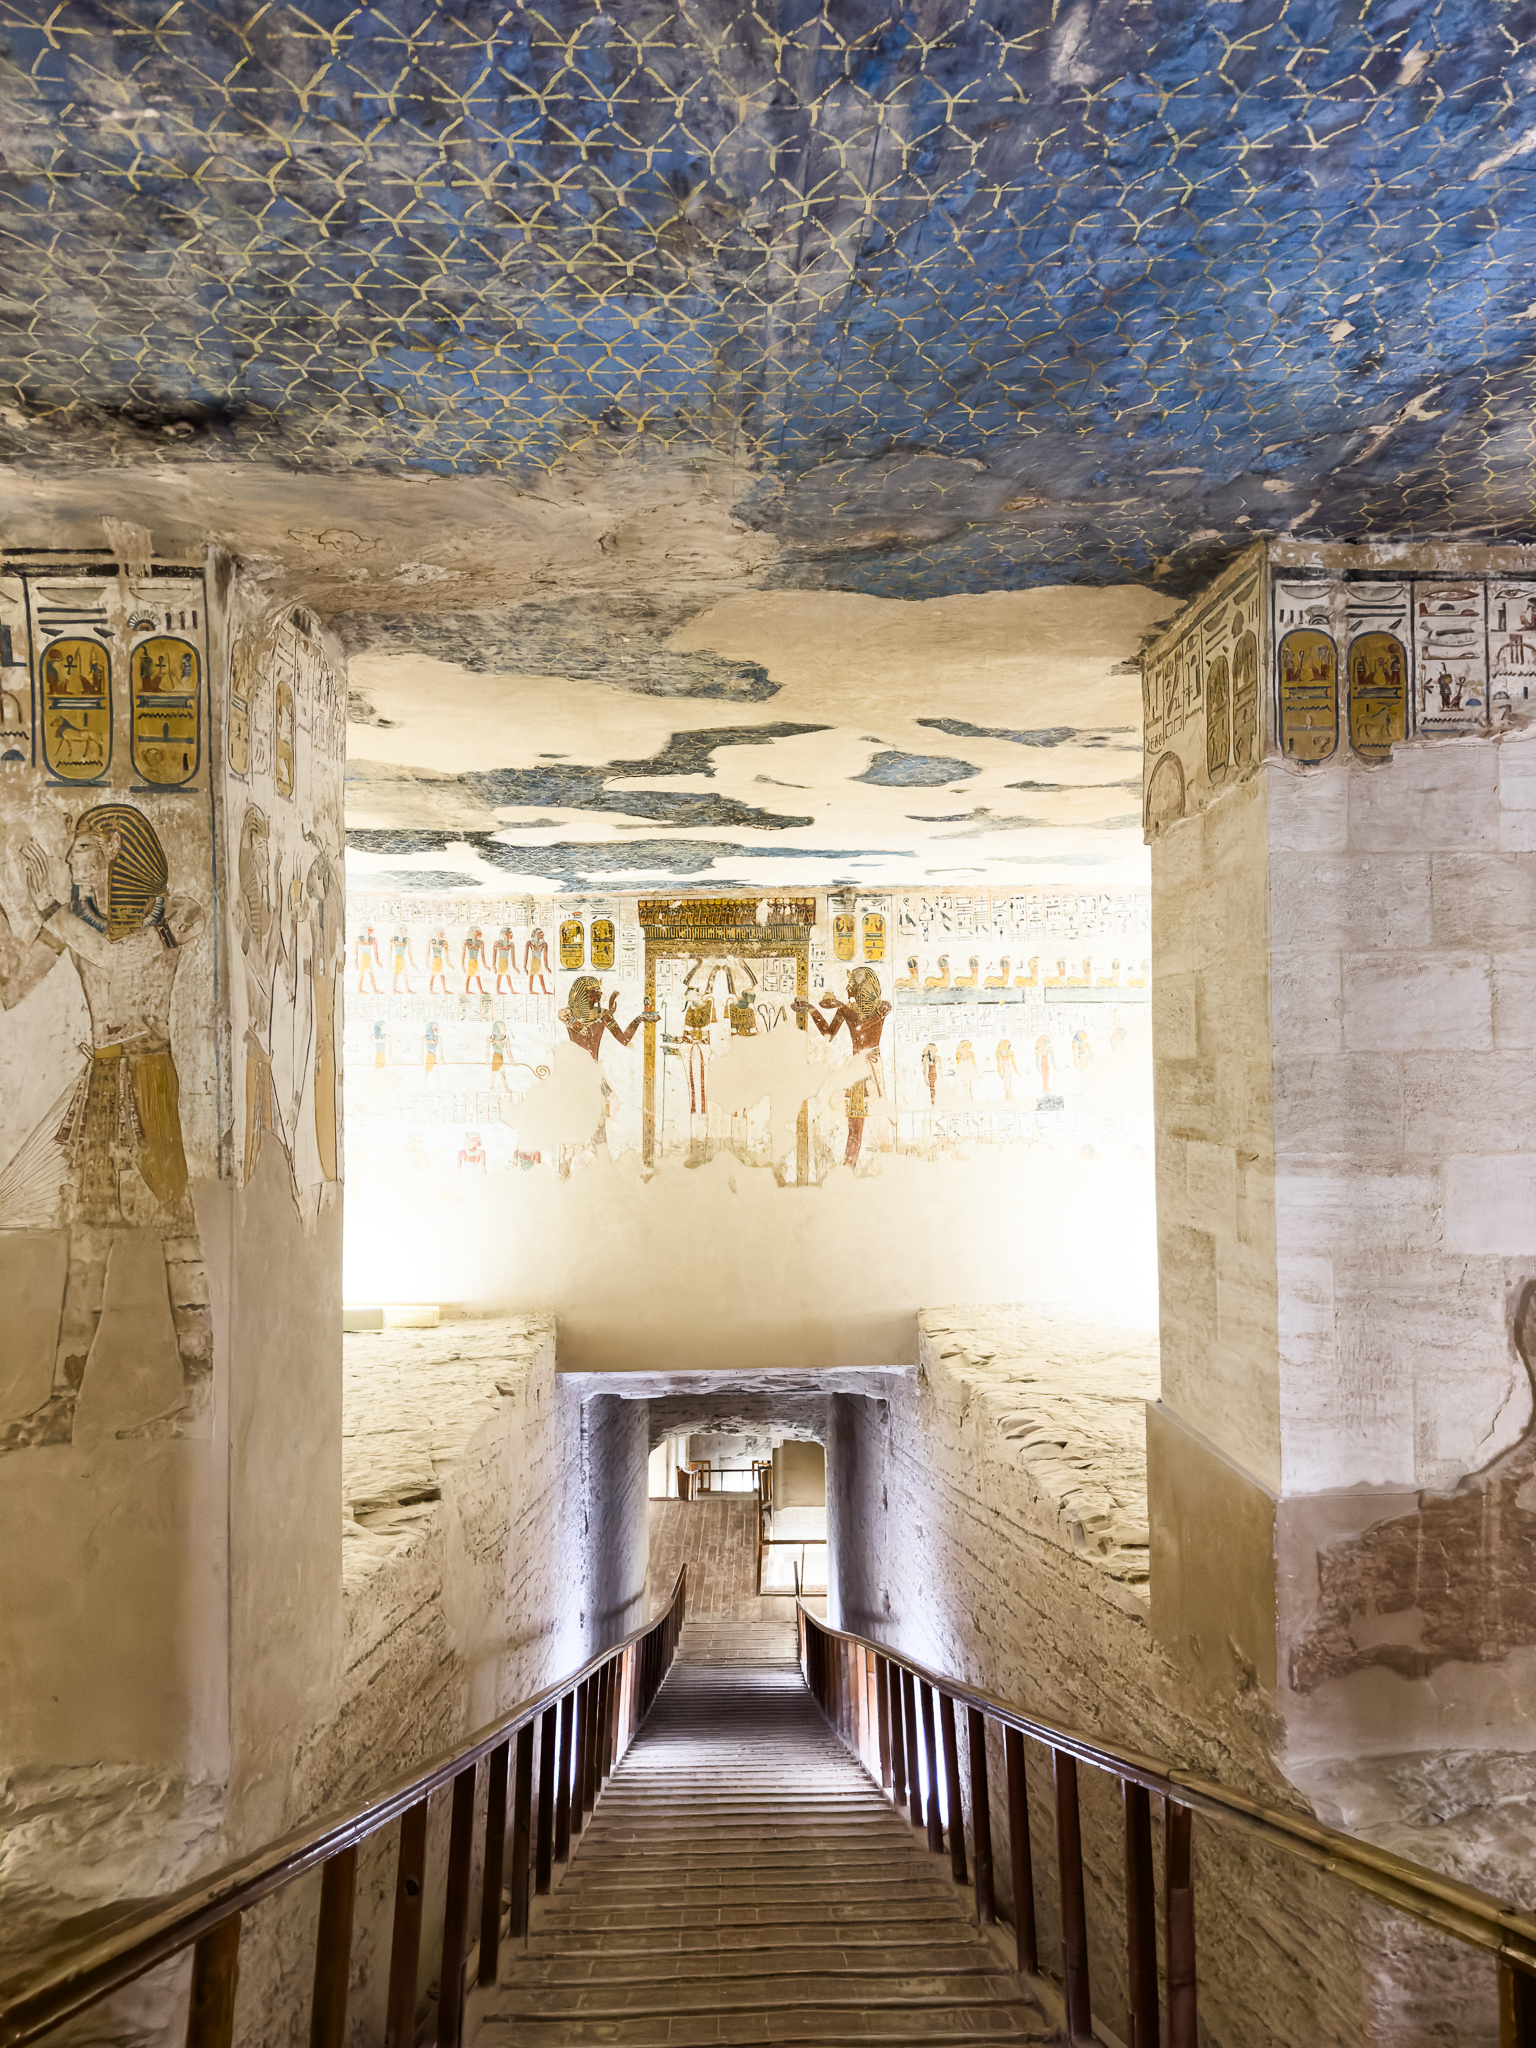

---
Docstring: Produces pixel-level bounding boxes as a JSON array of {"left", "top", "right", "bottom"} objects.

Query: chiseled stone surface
[
  {"left": 830, "top": 1314, "right": 1510, "bottom": 2048},
  {"left": 916, "top": 1309, "right": 1156, "bottom": 1592},
  {"left": 1, "top": 1317, "right": 649, "bottom": 2048}
]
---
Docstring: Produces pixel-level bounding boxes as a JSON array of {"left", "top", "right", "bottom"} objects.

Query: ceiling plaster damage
[{"left": 1, "top": 1, "right": 1532, "bottom": 886}]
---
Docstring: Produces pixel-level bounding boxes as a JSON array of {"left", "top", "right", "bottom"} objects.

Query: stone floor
[
  {"left": 473, "top": 1621, "right": 1059, "bottom": 2047},
  {"left": 647, "top": 1496, "right": 798, "bottom": 1626}
]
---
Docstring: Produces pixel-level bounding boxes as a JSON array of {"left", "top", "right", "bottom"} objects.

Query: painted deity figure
[
  {"left": 996, "top": 1038, "right": 1019, "bottom": 1101},
  {"left": 373, "top": 1018, "right": 388, "bottom": 1068},
  {"left": 462, "top": 926, "right": 487, "bottom": 994},
  {"left": 921, "top": 1041, "right": 939, "bottom": 1106},
  {"left": 235, "top": 805, "right": 297, "bottom": 1185},
  {"left": 1072, "top": 1029, "right": 1093, "bottom": 1070},
  {"left": 1035, "top": 1034, "right": 1052, "bottom": 1094},
  {"left": 489, "top": 1017, "right": 509, "bottom": 1083},
  {"left": 390, "top": 925, "right": 415, "bottom": 993},
  {"left": 427, "top": 928, "right": 449, "bottom": 993},
  {"left": 493, "top": 926, "right": 516, "bottom": 992},
  {"left": 424, "top": 1019, "right": 441, "bottom": 1073},
  {"left": 680, "top": 970, "right": 720, "bottom": 1115},
  {"left": 458, "top": 1130, "right": 487, "bottom": 1171},
  {"left": 355, "top": 923, "right": 380, "bottom": 992},
  {"left": 0, "top": 805, "right": 210, "bottom": 1448},
  {"left": 525, "top": 927, "right": 551, "bottom": 993}
]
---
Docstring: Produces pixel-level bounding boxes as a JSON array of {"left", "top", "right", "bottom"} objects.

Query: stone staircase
[{"left": 472, "top": 1619, "right": 1057, "bottom": 2046}]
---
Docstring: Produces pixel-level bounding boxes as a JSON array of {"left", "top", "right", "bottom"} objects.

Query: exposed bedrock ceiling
[{"left": 3, "top": 0, "right": 1533, "bottom": 884}]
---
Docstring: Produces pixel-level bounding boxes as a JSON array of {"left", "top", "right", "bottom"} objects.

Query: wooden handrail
[
  {"left": 0, "top": 1567, "right": 689, "bottom": 2048},
  {"left": 797, "top": 1602, "right": 1536, "bottom": 2045}
]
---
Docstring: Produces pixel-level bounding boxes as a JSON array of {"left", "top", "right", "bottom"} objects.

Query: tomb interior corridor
[{"left": 4, "top": 3, "right": 1536, "bottom": 2044}]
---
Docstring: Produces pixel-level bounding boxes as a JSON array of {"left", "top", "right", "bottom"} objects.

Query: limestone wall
[
  {"left": 238, "top": 1317, "right": 647, "bottom": 2048},
  {"left": 342, "top": 882, "right": 1159, "bottom": 1369},
  {"left": 828, "top": 1313, "right": 1498, "bottom": 2048},
  {"left": 3, "top": 1317, "right": 650, "bottom": 2048}
]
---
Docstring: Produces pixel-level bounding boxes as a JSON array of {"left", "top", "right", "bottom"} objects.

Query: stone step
[
  {"left": 524, "top": 1933, "right": 999, "bottom": 1960},
  {"left": 545, "top": 1884, "right": 964, "bottom": 1912},
  {"left": 478, "top": 2014, "right": 1052, "bottom": 2046},
  {"left": 508, "top": 1954, "right": 1005, "bottom": 1985},
  {"left": 475, "top": 1640, "right": 1052, "bottom": 2048},
  {"left": 497, "top": 1975, "right": 1030, "bottom": 2015}
]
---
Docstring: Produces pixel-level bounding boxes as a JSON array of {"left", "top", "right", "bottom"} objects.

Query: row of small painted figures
[{"left": 354, "top": 923, "right": 556, "bottom": 994}]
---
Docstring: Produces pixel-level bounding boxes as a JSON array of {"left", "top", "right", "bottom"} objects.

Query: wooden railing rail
[
  {"left": 0, "top": 1567, "right": 688, "bottom": 2048},
  {"left": 798, "top": 1603, "right": 1536, "bottom": 2048}
]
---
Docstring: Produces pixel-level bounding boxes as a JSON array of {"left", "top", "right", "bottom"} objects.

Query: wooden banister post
[
  {"left": 477, "top": 1742, "right": 509, "bottom": 1986},
  {"left": 436, "top": 1764, "right": 477, "bottom": 2047},
  {"left": 186, "top": 1913, "right": 241, "bottom": 2048},
  {"left": 902, "top": 1669, "right": 923, "bottom": 1829},
  {"left": 967, "top": 1708, "right": 995, "bottom": 1925},
  {"left": 309, "top": 1847, "right": 356, "bottom": 2048},
  {"left": 888, "top": 1660, "right": 908, "bottom": 1813},
  {"left": 940, "top": 1694, "right": 969, "bottom": 1885},
  {"left": 384, "top": 1799, "right": 428, "bottom": 2048},
  {"left": 554, "top": 1692, "right": 575, "bottom": 1863},
  {"left": 920, "top": 1682, "right": 944, "bottom": 1856},
  {"left": 1166, "top": 1800, "right": 1196, "bottom": 2048},
  {"left": 1004, "top": 1728, "right": 1037, "bottom": 1973},
  {"left": 508, "top": 1723, "right": 534, "bottom": 1945},
  {"left": 1123, "top": 1781, "right": 1158, "bottom": 2048},
  {"left": 535, "top": 1704, "right": 558, "bottom": 1893},
  {"left": 1053, "top": 1752, "right": 1092, "bottom": 2042}
]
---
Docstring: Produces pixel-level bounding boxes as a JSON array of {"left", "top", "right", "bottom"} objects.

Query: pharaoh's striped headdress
[{"left": 74, "top": 804, "right": 168, "bottom": 940}]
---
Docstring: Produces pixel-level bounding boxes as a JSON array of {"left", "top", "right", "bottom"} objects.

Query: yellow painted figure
[
  {"left": 0, "top": 805, "right": 211, "bottom": 1449},
  {"left": 355, "top": 923, "right": 381, "bottom": 992},
  {"left": 996, "top": 1038, "right": 1019, "bottom": 1100}
]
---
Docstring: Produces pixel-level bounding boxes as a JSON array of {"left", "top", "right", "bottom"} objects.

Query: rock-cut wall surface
[
  {"left": 828, "top": 1311, "right": 1505, "bottom": 2048},
  {"left": 3, "top": 1316, "right": 649, "bottom": 2048}
]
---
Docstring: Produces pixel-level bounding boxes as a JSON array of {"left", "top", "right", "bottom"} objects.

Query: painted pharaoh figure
[
  {"left": 558, "top": 974, "right": 656, "bottom": 1153},
  {"left": 794, "top": 966, "right": 891, "bottom": 1167},
  {"left": 0, "top": 804, "right": 211, "bottom": 1449}
]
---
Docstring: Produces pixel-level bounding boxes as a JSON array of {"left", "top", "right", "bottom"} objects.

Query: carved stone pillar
[
  {"left": 0, "top": 545, "right": 345, "bottom": 1849},
  {"left": 1144, "top": 539, "right": 1536, "bottom": 1779}
]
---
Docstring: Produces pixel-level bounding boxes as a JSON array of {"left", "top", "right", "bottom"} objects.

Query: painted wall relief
[
  {"left": 0, "top": 561, "right": 215, "bottom": 1451},
  {"left": 1141, "top": 547, "right": 1263, "bottom": 837},
  {"left": 1146, "top": 547, "right": 1536, "bottom": 832},
  {"left": 1277, "top": 630, "right": 1337, "bottom": 761},
  {"left": 342, "top": 885, "right": 1153, "bottom": 1191},
  {"left": 1490, "top": 583, "right": 1536, "bottom": 721},
  {"left": 1416, "top": 583, "right": 1486, "bottom": 735},
  {"left": 1348, "top": 632, "right": 1408, "bottom": 761},
  {"left": 223, "top": 603, "right": 346, "bottom": 1225},
  {"left": 1205, "top": 652, "right": 1230, "bottom": 784}
]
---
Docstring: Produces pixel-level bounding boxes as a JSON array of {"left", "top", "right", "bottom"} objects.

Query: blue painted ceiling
[{"left": 3, "top": 0, "right": 1535, "bottom": 596}]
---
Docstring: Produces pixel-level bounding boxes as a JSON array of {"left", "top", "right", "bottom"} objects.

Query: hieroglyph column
[
  {"left": 1143, "top": 538, "right": 1536, "bottom": 1776},
  {"left": 0, "top": 546, "right": 345, "bottom": 1844}
]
